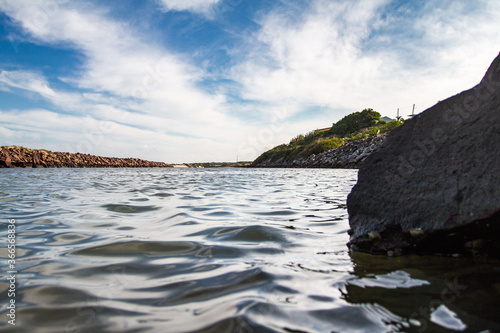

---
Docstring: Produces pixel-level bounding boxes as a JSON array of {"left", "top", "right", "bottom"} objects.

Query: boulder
[
  {"left": 347, "top": 53, "right": 500, "bottom": 256},
  {"left": 0, "top": 151, "right": 11, "bottom": 167},
  {"left": 32, "top": 150, "right": 41, "bottom": 167}
]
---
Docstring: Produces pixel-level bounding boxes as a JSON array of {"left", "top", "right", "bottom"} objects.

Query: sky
[{"left": 0, "top": 0, "right": 499, "bottom": 163}]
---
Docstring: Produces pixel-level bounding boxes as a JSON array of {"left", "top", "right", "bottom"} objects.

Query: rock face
[
  {"left": 251, "top": 134, "right": 387, "bottom": 169},
  {"left": 347, "top": 53, "right": 500, "bottom": 256},
  {"left": 0, "top": 146, "right": 172, "bottom": 168}
]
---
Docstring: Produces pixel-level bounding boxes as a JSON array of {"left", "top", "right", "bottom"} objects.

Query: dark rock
[{"left": 347, "top": 53, "right": 500, "bottom": 256}]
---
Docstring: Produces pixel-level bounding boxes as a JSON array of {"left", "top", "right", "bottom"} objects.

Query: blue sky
[{"left": 0, "top": 0, "right": 499, "bottom": 163}]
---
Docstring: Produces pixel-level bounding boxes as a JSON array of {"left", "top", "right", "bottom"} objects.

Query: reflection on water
[{"left": 0, "top": 168, "right": 499, "bottom": 332}]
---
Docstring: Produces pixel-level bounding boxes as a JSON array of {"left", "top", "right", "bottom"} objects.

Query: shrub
[
  {"left": 290, "top": 134, "right": 304, "bottom": 145},
  {"left": 299, "top": 137, "right": 344, "bottom": 157},
  {"left": 290, "top": 131, "right": 322, "bottom": 146},
  {"left": 329, "top": 108, "right": 381, "bottom": 137},
  {"left": 347, "top": 120, "right": 403, "bottom": 141}
]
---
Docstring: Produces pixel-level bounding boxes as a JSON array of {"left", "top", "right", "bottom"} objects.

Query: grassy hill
[{"left": 253, "top": 109, "right": 402, "bottom": 165}]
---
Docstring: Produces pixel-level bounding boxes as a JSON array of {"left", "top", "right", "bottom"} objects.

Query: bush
[
  {"left": 299, "top": 137, "right": 344, "bottom": 157},
  {"left": 329, "top": 108, "right": 381, "bottom": 137},
  {"left": 347, "top": 120, "right": 403, "bottom": 141},
  {"left": 384, "top": 120, "right": 403, "bottom": 131},
  {"left": 290, "top": 134, "right": 304, "bottom": 145},
  {"left": 314, "top": 137, "right": 343, "bottom": 153},
  {"left": 290, "top": 131, "right": 322, "bottom": 146}
]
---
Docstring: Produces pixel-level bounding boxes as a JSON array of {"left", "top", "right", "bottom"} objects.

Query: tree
[{"left": 329, "top": 108, "right": 381, "bottom": 137}]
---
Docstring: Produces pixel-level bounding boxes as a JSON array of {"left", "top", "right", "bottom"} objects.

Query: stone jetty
[{"left": 0, "top": 146, "right": 172, "bottom": 168}]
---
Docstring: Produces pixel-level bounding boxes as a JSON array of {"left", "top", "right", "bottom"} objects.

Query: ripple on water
[
  {"left": 0, "top": 196, "right": 21, "bottom": 203},
  {"left": 15, "top": 305, "right": 146, "bottom": 333},
  {"left": 46, "top": 232, "right": 93, "bottom": 246},
  {"left": 22, "top": 285, "right": 93, "bottom": 304},
  {"left": 33, "top": 218, "right": 63, "bottom": 226},
  {"left": 70, "top": 240, "right": 245, "bottom": 259},
  {"left": 101, "top": 204, "right": 161, "bottom": 214},
  {"left": 130, "top": 198, "right": 149, "bottom": 202},
  {"left": 179, "top": 195, "right": 203, "bottom": 200},
  {"left": 190, "top": 225, "right": 289, "bottom": 243},
  {"left": 251, "top": 210, "right": 298, "bottom": 216},
  {"left": 138, "top": 268, "right": 271, "bottom": 306},
  {"left": 203, "top": 210, "right": 236, "bottom": 217},
  {"left": 2, "top": 168, "right": 499, "bottom": 333},
  {"left": 308, "top": 303, "right": 408, "bottom": 332},
  {"left": 153, "top": 192, "right": 174, "bottom": 197}
]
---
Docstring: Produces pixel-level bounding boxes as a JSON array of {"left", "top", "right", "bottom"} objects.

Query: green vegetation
[
  {"left": 346, "top": 119, "right": 402, "bottom": 141},
  {"left": 253, "top": 109, "right": 403, "bottom": 165},
  {"left": 328, "top": 108, "right": 382, "bottom": 136}
]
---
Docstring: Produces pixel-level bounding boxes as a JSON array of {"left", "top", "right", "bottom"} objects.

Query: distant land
[
  {"left": 1, "top": 110, "right": 400, "bottom": 170},
  {"left": 0, "top": 146, "right": 254, "bottom": 169},
  {"left": 250, "top": 109, "right": 402, "bottom": 168},
  {"left": 176, "top": 162, "right": 252, "bottom": 168},
  {"left": 0, "top": 146, "right": 172, "bottom": 168}
]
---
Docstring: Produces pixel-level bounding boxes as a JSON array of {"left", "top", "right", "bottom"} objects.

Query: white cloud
[
  {"left": 0, "top": 0, "right": 227, "bottom": 111},
  {"left": 157, "top": 0, "right": 222, "bottom": 15},
  {"left": 0, "top": 0, "right": 246, "bottom": 162},
  {"left": 233, "top": 0, "right": 500, "bottom": 122},
  {"left": 0, "top": 1, "right": 214, "bottom": 101},
  {"left": 1, "top": 0, "right": 500, "bottom": 163},
  {"left": 0, "top": 70, "right": 56, "bottom": 98},
  {"left": 0, "top": 126, "right": 15, "bottom": 138},
  {"left": 0, "top": 69, "right": 87, "bottom": 110},
  {"left": 234, "top": 0, "right": 389, "bottom": 103},
  {"left": 0, "top": 108, "right": 241, "bottom": 162}
]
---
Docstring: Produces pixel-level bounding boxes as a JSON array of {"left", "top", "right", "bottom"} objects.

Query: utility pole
[
  {"left": 412, "top": 104, "right": 415, "bottom": 116},
  {"left": 397, "top": 108, "right": 399, "bottom": 119}
]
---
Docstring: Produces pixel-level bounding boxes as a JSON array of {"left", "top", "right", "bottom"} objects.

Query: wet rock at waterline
[{"left": 347, "top": 53, "right": 500, "bottom": 256}]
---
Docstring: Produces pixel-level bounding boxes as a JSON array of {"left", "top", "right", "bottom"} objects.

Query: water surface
[{"left": 0, "top": 168, "right": 499, "bottom": 332}]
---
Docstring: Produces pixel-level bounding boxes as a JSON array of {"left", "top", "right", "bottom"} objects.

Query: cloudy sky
[{"left": 0, "top": 0, "right": 499, "bottom": 163}]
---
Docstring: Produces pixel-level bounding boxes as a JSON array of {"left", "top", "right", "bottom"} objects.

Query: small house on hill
[
  {"left": 380, "top": 116, "right": 394, "bottom": 123},
  {"left": 314, "top": 127, "right": 331, "bottom": 134}
]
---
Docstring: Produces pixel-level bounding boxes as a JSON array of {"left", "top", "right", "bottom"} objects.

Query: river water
[{"left": 0, "top": 168, "right": 499, "bottom": 333}]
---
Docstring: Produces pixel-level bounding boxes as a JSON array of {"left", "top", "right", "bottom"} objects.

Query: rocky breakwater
[
  {"left": 0, "top": 146, "right": 172, "bottom": 168},
  {"left": 251, "top": 134, "right": 387, "bottom": 169},
  {"left": 292, "top": 134, "right": 387, "bottom": 168},
  {"left": 347, "top": 53, "right": 500, "bottom": 256}
]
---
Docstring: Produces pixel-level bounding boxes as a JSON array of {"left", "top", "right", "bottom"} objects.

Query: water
[{"left": 0, "top": 168, "right": 499, "bottom": 333}]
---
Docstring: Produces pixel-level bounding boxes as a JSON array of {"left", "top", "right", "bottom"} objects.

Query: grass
[{"left": 253, "top": 120, "right": 402, "bottom": 164}]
